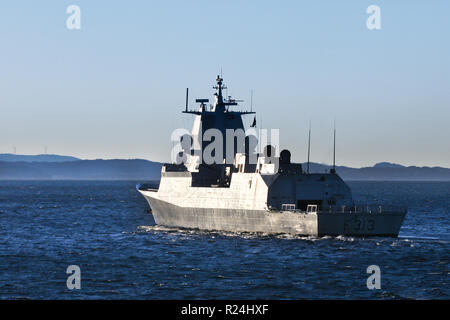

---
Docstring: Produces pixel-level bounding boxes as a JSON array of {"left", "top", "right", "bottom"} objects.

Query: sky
[{"left": 0, "top": 0, "right": 449, "bottom": 168}]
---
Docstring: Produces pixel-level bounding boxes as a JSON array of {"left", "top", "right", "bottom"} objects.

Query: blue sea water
[{"left": 0, "top": 180, "right": 448, "bottom": 299}]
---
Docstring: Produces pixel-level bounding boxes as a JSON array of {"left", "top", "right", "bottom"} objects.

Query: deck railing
[{"left": 275, "top": 204, "right": 406, "bottom": 214}]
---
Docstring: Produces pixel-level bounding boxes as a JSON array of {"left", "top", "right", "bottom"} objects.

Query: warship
[{"left": 138, "top": 76, "right": 406, "bottom": 236}]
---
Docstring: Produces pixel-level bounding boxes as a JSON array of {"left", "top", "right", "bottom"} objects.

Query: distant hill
[
  {"left": 0, "top": 154, "right": 80, "bottom": 162},
  {"left": 0, "top": 159, "right": 161, "bottom": 180},
  {"left": 303, "top": 162, "right": 450, "bottom": 181},
  {"left": 0, "top": 155, "right": 449, "bottom": 180},
  {"left": 373, "top": 162, "right": 405, "bottom": 168}
]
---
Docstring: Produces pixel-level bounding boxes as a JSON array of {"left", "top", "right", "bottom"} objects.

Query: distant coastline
[
  {"left": 0, "top": 154, "right": 449, "bottom": 181},
  {"left": 304, "top": 162, "right": 450, "bottom": 181},
  {"left": 0, "top": 153, "right": 80, "bottom": 163},
  {"left": 0, "top": 155, "right": 161, "bottom": 181}
]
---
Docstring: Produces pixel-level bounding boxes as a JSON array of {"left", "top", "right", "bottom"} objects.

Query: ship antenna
[
  {"left": 185, "top": 88, "right": 189, "bottom": 112},
  {"left": 250, "top": 89, "right": 253, "bottom": 112},
  {"left": 331, "top": 119, "right": 336, "bottom": 174},
  {"left": 307, "top": 121, "right": 311, "bottom": 174}
]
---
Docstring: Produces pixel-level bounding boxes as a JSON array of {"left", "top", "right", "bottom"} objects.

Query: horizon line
[{"left": 0, "top": 153, "right": 449, "bottom": 170}]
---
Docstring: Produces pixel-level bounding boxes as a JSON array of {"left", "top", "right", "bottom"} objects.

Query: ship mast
[
  {"left": 213, "top": 75, "right": 225, "bottom": 108},
  {"left": 182, "top": 76, "right": 255, "bottom": 115},
  {"left": 307, "top": 121, "right": 311, "bottom": 174},
  {"left": 331, "top": 120, "right": 336, "bottom": 174},
  {"left": 185, "top": 88, "right": 188, "bottom": 112}
]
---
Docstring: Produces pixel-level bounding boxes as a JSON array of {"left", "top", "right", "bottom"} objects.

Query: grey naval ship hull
[{"left": 141, "top": 193, "right": 406, "bottom": 237}]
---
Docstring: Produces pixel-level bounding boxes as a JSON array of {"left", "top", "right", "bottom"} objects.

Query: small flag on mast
[{"left": 251, "top": 116, "right": 257, "bottom": 127}]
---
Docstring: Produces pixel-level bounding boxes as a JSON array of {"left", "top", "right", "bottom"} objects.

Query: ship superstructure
[{"left": 138, "top": 76, "right": 406, "bottom": 236}]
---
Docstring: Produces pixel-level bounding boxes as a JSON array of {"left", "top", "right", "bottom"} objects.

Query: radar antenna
[
  {"left": 185, "top": 88, "right": 188, "bottom": 112},
  {"left": 331, "top": 119, "right": 336, "bottom": 174},
  {"left": 183, "top": 76, "right": 255, "bottom": 115},
  {"left": 182, "top": 87, "right": 201, "bottom": 115},
  {"left": 307, "top": 121, "right": 311, "bottom": 174}
]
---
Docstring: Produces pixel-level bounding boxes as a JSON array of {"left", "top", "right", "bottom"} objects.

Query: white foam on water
[
  {"left": 135, "top": 225, "right": 372, "bottom": 243},
  {"left": 399, "top": 235, "right": 449, "bottom": 244},
  {"left": 335, "top": 235, "right": 355, "bottom": 242}
]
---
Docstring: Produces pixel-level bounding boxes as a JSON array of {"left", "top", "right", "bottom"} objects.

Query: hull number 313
[{"left": 344, "top": 219, "right": 375, "bottom": 232}]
